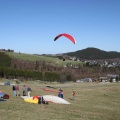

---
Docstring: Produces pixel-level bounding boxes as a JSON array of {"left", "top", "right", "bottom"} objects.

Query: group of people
[
  {"left": 12, "top": 85, "right": 32, "bottom": 97},
  {"left": 12, "top": 85, "right": 20, "bottom": 96},
  {"left": 22, "top": 85, "right": 32, "bottom": 97},
  {"left": 58, "top": 89, "right": 76, "bottom": 100},
  {"left": 13, "top": 85, "right": 75, "bottom": 100}
]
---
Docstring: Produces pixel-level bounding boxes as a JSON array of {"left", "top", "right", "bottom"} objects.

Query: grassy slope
[
  {"left": 0, "top": 79, "right": 120, "bottom": 120},
  {"left": 5, "top": 52, "right": 83, "bottom": 67}
]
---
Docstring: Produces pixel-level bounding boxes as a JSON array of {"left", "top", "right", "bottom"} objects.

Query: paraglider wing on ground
[
  {"left": 42, "top": 88, "right": 66, "bottom": 94},
  {"left": 43, "top": 95, "right": 70, "bottom": 104},
  {"left": 21, "top": 95, "right": 70, "bottom": 104}
]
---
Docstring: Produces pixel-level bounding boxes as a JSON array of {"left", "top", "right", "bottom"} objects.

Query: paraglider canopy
[{"left": 54, "top": 33, "right": 76, "bottom": 44}]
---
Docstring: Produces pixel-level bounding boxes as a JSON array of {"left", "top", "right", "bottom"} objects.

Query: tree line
[{"left": 0, "top": 66, "right": 62, "bottom": 82}]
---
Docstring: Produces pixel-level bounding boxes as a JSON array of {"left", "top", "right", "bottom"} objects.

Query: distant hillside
[{"left": 64, "top": 47, "right": 120, "bottom": 60}]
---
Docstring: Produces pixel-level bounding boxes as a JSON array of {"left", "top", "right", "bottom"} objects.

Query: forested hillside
[{"left": 64, "top": 47, "right": 120, "bottom": 59}]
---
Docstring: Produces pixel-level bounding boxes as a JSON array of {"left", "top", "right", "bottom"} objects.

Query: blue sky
[{"left": 0, "top": 0, "right": 120, "bottom": 54}]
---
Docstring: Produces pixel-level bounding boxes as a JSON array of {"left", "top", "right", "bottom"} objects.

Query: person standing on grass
[
  {"left": 72, "top": 90, "right": 75, "bottom": 100},
  {"left": 12, "top": 85, "right": 16, "bottom": 96},
  {"left": 22, "top": 85, "right": 26, "bottom": 96},
  {"left": 27, "top": 86, "right": 32, "bottom": 97},
  {"left": 15, "top": 85, "right": 20, "bottom": 96}
]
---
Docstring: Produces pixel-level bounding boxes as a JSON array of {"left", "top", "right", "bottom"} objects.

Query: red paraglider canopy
[
  {"left": 33, "top": 96, "right": 39, "bottom": 100},
  {"left": 54, "top": 33, "right": 76, "bottom": 44}
]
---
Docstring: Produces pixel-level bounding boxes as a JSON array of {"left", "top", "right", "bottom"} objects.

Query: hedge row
[{"left": 0, "top": 67, "right": 61, "bottom": 82}]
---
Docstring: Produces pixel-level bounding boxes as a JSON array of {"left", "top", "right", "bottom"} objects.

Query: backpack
[{"left": 3, "top": 94, "right": 9, "bottom": 99}]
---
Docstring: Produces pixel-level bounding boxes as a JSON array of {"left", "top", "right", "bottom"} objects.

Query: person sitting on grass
[
  {"left": 38, "top": 96, "right": 48, "bottom": 105},
  {"left": 58, "top": 89, "right": 63, "bottom": 99}
]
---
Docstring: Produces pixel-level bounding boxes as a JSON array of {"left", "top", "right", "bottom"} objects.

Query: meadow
[
  {"left": 6, "top": 52, "right": 83, "bottom": 66},
  {"left": 0, "top": 79, "right": 120, "bottom": 120}
]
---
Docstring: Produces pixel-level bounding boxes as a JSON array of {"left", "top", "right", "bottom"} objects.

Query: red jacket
[{"left": 15, "top": 86, "right": 19, "bottom": 91}]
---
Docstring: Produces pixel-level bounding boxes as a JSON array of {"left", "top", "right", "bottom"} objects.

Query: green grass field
[{"left": 0, "top": 79, "right": 120, "bottom": 120}]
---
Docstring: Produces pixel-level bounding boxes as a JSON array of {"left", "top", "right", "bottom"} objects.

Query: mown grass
[
  {"left": 5, "top": 52, "right": 83, "bottom": 66},
  {"left": 0, "top": 79, "right": 120, "bottom": 120}
]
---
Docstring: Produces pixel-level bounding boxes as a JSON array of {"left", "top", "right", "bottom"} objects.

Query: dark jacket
[
  {"left": 12, "top": 86, "right": 16, "bottom": 91},
  {"left": 27, "top": 87, "right": 32, "bottom": 92},
  {"left": 58, "top": 91, "right": 63, "bottom": 98}
]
